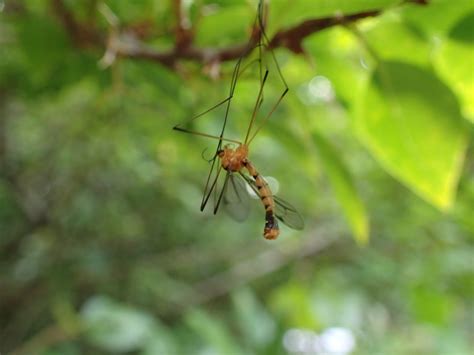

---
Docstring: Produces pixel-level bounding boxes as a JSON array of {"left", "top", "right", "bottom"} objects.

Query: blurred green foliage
[{"left": 0, "top": 0, "right": 473, "bottom": 354}]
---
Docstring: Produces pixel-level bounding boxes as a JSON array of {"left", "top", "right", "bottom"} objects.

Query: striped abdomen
[{"left": 243, "top": 160, "right": 279, "bottom": 240}]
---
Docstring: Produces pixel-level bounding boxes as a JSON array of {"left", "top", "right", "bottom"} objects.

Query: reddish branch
[
  {"left": 50, "top": 0, "right": 430, "bottom": 68},
  {"left": 269, "top": 10, "right": 380, "bottom": 53},
  {"left": 50, "top": 0, "right": 100, "bottom": 47},
  {"left": 172, "top": 0, "right": 193, "bottom": 51}
]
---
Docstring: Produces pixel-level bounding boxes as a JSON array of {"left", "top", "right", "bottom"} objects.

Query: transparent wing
[
  {"left": 222, "top": 174, "right": 251, "bottom": 222},
  {"left": 273, "top": 196, "right": 304, "bottom": 230},
  {"left": 239, "top": 173, "right": 304, "bottom": 230}
]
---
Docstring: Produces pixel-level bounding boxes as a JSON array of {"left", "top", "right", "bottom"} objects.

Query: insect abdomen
[{"left": 244, "top": 160, "right": 279, "bottom": 240}]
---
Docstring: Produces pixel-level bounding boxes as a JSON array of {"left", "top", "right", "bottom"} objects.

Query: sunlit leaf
[
  {"left": 355, "top": 61, "right": 468, "bottom": 209},
  {"left": 449, "top": 11, "right": 474, "bottom": 44},
  {"left": 270, "top": 0, "right": 399, "bottom": 35},
  {"left": 433, "top": 13, "right": 474, "bottom": 122},
  {"left": 304, "top": 28, "right": 367, "bottom": 107},
  {"left": 402, "top": 0, "right": 474, "bottom": 36},
  {"left": 363, "top": 17, "right": 430, "bottom": 67}
]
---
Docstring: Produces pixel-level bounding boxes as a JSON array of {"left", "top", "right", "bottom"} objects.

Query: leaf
[
  {"left": 81, "top": 296, "right": 156, "bottom": 353},
  {"left": 433, "top": 13, "right": 474, "bottom": 122},
  {"left": 363, "top": 17, "right": 431, "bottom": 67},
  {"left": 142, "top": 324, "right": 178, "bottom": 355},
  {"left": 269, "top": 282, "right": 317, "bottom": 328},
  {"left": 410, "top": 287, "right": 456, "bottom": 325},
  {"left": 270, "top": 0, "right": 399, "bottom": 34},
  {"left": 313, "top": 131, "right": 369, "bottom": 244},
  {"left": 401, "top": 0, "right": 474, "bottom": 36},
  {"left": 355, "top": 61, "right": 468, "bottom": 210},
  {"left": 449, "top": 11, "right": 474, "bottom": 44},
  {"left": 232, "top": 288, "right": 276, "bottom": 348},
  {"left": 185, "top": 309, "right": 244, "bottom": 355},
  {"left": 303, "top": 28, "right": 367, "bottom": 107},
  {"left": 195, "top": 5, "right": 252, "bottom": 46}
]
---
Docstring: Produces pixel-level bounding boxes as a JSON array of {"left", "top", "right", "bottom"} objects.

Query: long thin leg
[
  {"left": 173, "top": 96, "right": 233, "bottom": 130},
  {"left": 200, "top": 34, "right": 268, "bottom": 212},
  {"left": 244, "top": 69, "right": 269, "bottom": 145},
  {"left": 173, "top": 53, "right": 242, "bottom": 140},
  {"left": 201, "top": 162, "right": 223, "bottom": 211},
  {"left": 258, "top": 0, "right": 288, "bottom": 90},
  {"left": 235, "top": 55, "right": 262, "bottom": 82},
  {"left": 176, "top": 57, "right": 241, "bottom": 211},
  {"left": 214, "top": 171, "right": 231, "bottom": 214},
  {"left": 246, "top": 87, "right": 288, "bottom": 145},
  {"left": 174, "top": 127, "right": 242, "bottom": 145}
]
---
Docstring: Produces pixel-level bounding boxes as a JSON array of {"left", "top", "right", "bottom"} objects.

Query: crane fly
[{"left": 173, "top": 0, "right": 304, "bottom": 239}]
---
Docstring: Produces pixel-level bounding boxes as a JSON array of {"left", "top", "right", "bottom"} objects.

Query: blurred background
[{"left": 0, "top": 0, "right": 473, "bottom": 354}]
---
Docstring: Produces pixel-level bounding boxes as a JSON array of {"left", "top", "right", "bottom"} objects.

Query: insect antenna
[{"left": 201, "top": 147, "right": 217, "bottom": 163}]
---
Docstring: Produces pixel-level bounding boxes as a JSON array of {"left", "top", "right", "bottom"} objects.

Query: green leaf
[
  {"left": 355, "top": 61, "right": 468, "bottom": 210},
  {"left": 185, "top": 309, "right": 244, "bottom": 355},
  {"left": 410, "top": 287, "right": 456, "bottom": 325},
  {"left": 270, "top": 0, "right": 399, "bottom": 34},
  {"left": 433, "top": 13, "right": 474, "bottom": 122},
  {"left": 449, "top": 11, "right": 474, "bottom": 44},
  {"left": 363, "top": 17, "right": 431, "bottom": 67},
  {"left": 142, "top": 324, "right": 178, "bottom": 355},
  {"left": 81, "top": 296, "right": 156, "bottom": 353},
  {"left": 269, "top": 283, "right": 317, "bottom": 329},
  {"left": 195, "top": 5, "right": 252, "bottom": 46},
  {"left": 231, "top": 288, "right": 276, "bottom": 348},
  {"left": 402, "top": 0, "right": 474, "bottom": 36},
  {"left": 304, "top": 28, "right": 367, "bottom": 107},
  {"left": 313, "top": 131, "right": 369, "bottom": 244}
]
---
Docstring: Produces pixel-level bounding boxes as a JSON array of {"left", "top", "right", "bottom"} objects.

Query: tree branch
[
  {"left": 269, "top": 10, "right": 382, "bottom": 53},
  {"left": 173, "top": 0, "right": 193, "bottom": 51},
  {"left": 51, "top": 0, "right": 430, "bottom": 68},
  {"left": 50, "top": 0, "right": 100, "bottom": 47}
]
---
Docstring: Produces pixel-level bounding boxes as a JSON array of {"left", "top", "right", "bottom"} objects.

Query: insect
[{"left": 174, "top": 1, "right": 304, "bottom": 239}]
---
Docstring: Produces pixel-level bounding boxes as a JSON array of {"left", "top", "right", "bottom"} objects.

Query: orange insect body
[
  {"left": 218, "top": 144, "right": 248, "bottom": 172},
  {"left": 218, "top": 144, "right": 280, "bottom": 239}
]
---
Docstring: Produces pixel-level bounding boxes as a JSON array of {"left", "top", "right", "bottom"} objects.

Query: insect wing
[
  {"left": 239, "top": 173, "right": 304, "bottom": 230},
  {"left": 223, "top": 174, "right": 251, "bottom": 222},
  {"left": 274, "top": 196, "right": 304, "bottom": 230}
]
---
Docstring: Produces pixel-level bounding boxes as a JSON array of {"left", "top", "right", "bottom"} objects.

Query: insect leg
[
  {"left": 243, "top": 69, "right": 269, "bottom": 145},
  {"left": 201, "top": 162, "right": 223, "bottom": 211},
  {"left": 213, "top": 171, "right": 231, "bottom": 214},
  {"left": 246, "top": 86, "right": 288, "bottom": 145}
]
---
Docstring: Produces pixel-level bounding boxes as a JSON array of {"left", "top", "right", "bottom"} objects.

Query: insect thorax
[{"left": 218, "top": 144, "right": 249, "bottom": 172}]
